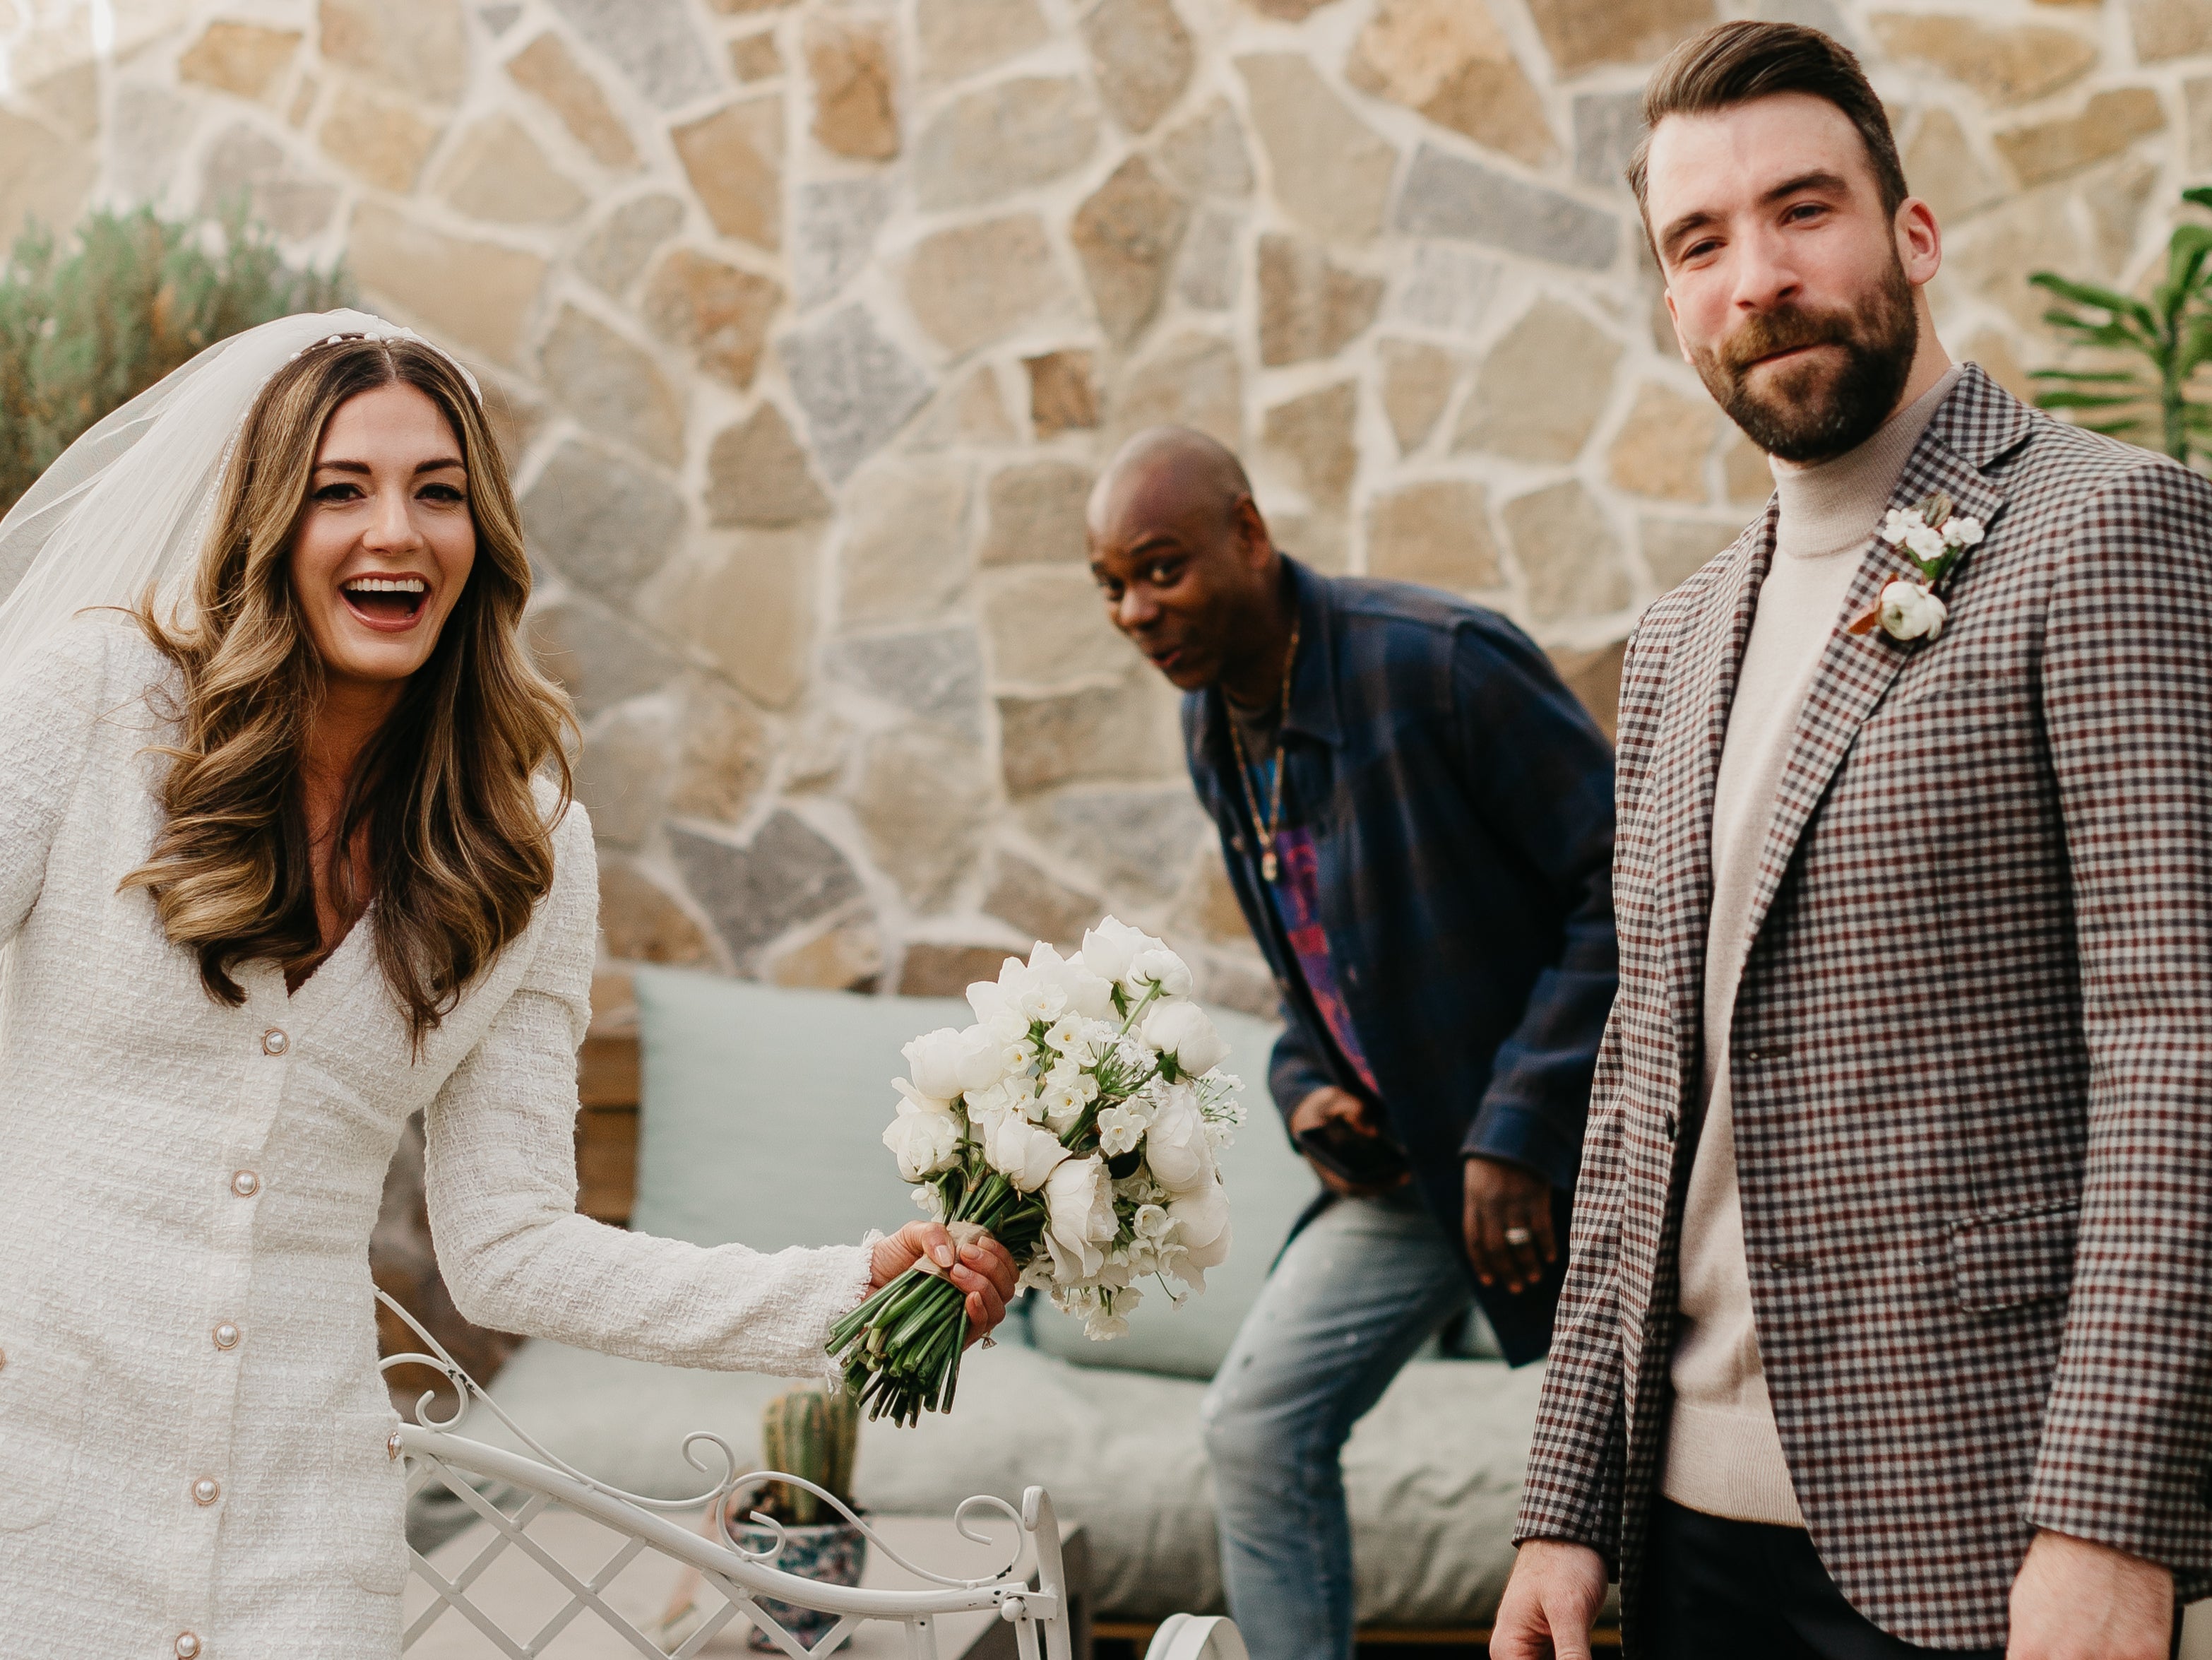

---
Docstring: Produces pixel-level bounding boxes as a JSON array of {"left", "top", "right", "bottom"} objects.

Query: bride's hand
[{"left": 870, "top": 1222, "right": 1020, "bottom": 1345}]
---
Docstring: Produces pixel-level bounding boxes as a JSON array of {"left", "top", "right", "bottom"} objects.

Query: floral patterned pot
[{"left": 736, "top": 1519, "right": 868, "bottom": 1651}]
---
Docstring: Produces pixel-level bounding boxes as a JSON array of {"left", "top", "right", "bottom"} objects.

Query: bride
[{"left": 0, "top": 311, "right": 1016, "bottom": 1658}]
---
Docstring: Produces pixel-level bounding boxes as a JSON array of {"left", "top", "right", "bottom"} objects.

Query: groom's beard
[{"left": 1694, "top": 259, "right": 1918, "bottom": 464}]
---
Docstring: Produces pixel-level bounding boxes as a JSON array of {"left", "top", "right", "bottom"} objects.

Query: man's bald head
[{"left": 1088, "top": 426, "right": 1288, "bottom": 698}]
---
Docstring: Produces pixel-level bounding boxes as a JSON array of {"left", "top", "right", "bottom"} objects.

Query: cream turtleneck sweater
[{"left": 1661, "top": 364, "right": 1962, "bottom": 1526}]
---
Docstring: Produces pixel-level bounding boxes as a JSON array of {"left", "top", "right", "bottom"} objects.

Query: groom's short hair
[{"left": 1628, "top": 21, "right": 1908, "bottom": 223}]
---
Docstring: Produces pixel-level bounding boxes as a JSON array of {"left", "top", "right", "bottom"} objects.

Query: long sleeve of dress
[
  {"left": 0, "top": 621, "right": 114, "bottom": 947},
  {"left": 423, "top": 802, "right": 874, "bottom": 1377}
]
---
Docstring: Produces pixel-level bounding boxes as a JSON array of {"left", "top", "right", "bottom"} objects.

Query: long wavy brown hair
[{"left": 124, "top": 334, "right": 575, "bottom": 1045}]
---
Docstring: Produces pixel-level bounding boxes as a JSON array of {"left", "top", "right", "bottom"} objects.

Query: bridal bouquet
[{"left": 828, "top": 920, "right": 1244, "bottom": 1425}]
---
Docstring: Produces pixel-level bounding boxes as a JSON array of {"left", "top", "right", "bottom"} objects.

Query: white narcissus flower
[
  {"left": 1878, "top": 579, "right": 1949, "bottom": 641},
  {"left": 1125, "top": 947, "right": 1194, "bottom": 1002},
  {"left": 1043, "top": 1014, "right": 1086, "bottom": 1055},
  {"left": 1096, "top": 1103, "right": 1148, "bottom": 1156},
  {"left": 1078, "top": 917, "right": 1165, "bottom": 986},
  {"left": 1144, "top": 1084, "right": 1218, "bottom": 1192},
  {"left": 1043, "top": 1155, "right": 1119, "bottom": 1281},
  {"left": 963, "top": 1076, "right": 1030, "bottom": 1125},
  {"left": 984, "top": 1110, "right": 1071, "bottom": 1192},
  {"left": 881, "top": 1098, "right": 961, "bottom": 1182},
  {"left": 1143, "top": 1001, "right": 1230, "bottom": 1078},
  {"left": 1039, "top": 1065, "right": 1098, "bottom": 1133}
]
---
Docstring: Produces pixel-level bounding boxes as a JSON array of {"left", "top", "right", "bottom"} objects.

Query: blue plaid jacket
[{"left": 1183, "top": 559, "right": 1618, "bottom": 1363}]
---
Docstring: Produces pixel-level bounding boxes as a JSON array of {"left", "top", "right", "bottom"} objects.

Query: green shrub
[{"left": 0, "top": 201, "right": 352, "bottom": 515}]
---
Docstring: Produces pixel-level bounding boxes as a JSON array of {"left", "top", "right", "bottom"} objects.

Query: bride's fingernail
[{"left": 933, "top": 1245, "right": 955, "bottom": 1267}]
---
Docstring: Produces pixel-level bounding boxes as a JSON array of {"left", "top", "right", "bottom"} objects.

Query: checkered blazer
[{"left": 1514, "top": 366, "right": 2212, "bottom": 1649}]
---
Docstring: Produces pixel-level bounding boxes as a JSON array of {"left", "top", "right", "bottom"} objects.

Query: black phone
[{"left": 1296, "top": 1119, "right": 1410, "bottom": 1188}]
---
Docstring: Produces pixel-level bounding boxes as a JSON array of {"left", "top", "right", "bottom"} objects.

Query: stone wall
[{"left": 6, "top": 0, "right": 2205, "bottom": 1004}]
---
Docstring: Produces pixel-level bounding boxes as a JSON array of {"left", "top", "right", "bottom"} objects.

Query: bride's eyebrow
[{"left": 312, "top": 457, "right": 467, "bottom": 475}]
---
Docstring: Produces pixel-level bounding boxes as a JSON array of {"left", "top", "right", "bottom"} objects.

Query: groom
[{"left": 1497, "top": 20, "right": 2212, "bottom": 1660}]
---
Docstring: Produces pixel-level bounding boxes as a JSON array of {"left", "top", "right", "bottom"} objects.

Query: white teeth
[{"left": 343, "top": 577, "right": 428, "bottom": 594}]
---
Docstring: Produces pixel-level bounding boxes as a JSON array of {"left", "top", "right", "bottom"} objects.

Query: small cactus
[{"left": 757, "top": 1387, "right": 861, "bottom": 1526}]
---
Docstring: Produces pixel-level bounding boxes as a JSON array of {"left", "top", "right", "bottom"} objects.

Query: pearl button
[
  {"left": 231, "top": 1170, "right": 259, "bottom": 1197},
  {"left": 213, "top": 1323, "right": 239, "bottom": 1351},
  {"left": 175, "top": 1635, "right": 201, "bottom": 1659},
  {"left": 387, "top": 1430, "right": 404, "bottom": 1461},
  {"left": 192, "top": 1477, "right": 220, "bottom": 1506},
  {"left": 261, "top": 1028, "right": 288, "bottom": 1055}
]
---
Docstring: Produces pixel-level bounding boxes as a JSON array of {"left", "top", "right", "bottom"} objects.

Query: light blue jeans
[{"left": 1198, "top": 1190, "right": 1475, "bottom": 1660}]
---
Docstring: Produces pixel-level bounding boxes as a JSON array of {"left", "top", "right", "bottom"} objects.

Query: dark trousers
[{"left": 1645, "top": 1500, "right": 2182, "bottom": 1660}]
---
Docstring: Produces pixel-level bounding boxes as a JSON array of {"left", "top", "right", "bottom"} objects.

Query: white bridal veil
[{"left": 0, "top": 308, "right": 478, "bottom": 671}]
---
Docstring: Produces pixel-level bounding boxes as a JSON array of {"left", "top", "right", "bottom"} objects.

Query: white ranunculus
[
  {"left": 1043, "top": 1156, "right": 1119, "bottom": 1281},
  {"left": 1902, "top": 521, "right": 1948, "bottom": 564},
  {"left": 1942, "top": 514, "right": 1985, "bottom": 547},
  {"left": 984, "top": 1110, "right": 1071, "bottom": 1192},
  {"left": 1027, "top": 942, "right": 1117, "bottom": 1022},
  {"left": 1144, "top": 1084, "right": 1217, "bottom": 1192},
  {"left": 881, "top": 1100, "right": 961, "bottom": 1182},
  {"left": 965, "top": 973, "right": 1030, "bottom": 1042},
  {"left": 1166, "top": 1180, "right": 1232, "bottom": 1290},
  {"left": 1143, "top": 1001, "right": 1230, "bottom": 1079},
  {"left": 1877, "top": 579, "right": 1948, "bottom": 641},
  {"left": 1881, "top": 507, "right": 1915, "bottom": 545},
  {"left": 1132, "top": 1202, "right": 1172, "bottom": 1242},
  {"left": 1079, "top": 917, "right": 1163, "bottom": 986},
  {"left": 1125, "top": 947, "right": 1194, "bottom": 1002}
]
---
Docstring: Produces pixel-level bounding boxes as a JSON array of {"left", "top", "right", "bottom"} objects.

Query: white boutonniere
[{"left": 1847, "top": 491, "right": 1985, "bottom": 644}]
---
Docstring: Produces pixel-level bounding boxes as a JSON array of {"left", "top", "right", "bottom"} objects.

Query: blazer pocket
[
  {"left": 0, "top": 1327, "right": 90, "bottom": 1531},
  {"left": 1951, "top": 1204, "right": 2079, "bottom": 1314},
  {"left": 328, "top": 1406, "right": 410, "bottom": 1594}
]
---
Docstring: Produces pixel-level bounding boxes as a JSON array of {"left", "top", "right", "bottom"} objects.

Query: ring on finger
[{"left": 1504, "top": 1226, "right": 1535, "bottom": 1247}]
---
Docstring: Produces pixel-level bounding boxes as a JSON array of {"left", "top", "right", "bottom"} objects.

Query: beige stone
[
  {"left": 576, "top": 701, "right": 673, "bottom": 846},
  {"left": 1157, "top": 97, "right": 1254, "bottom": 198},
  {"left": 1261, "top": 381, "right": 1357, "bottom": 513},
  {"left": 1548, "top": 638, "right": 1627, "bottom": 743},
  {"left": 506, "top": 32, "right": 638, "bottom": 170},
  {"left": 319, "top": 81, "right": 441, "bottom": 193},
  {"left": 807, "top": 16, "right": 900, "bottom": 160},
  {"left": 984, "top": 566, "right": 1127, "bottom": 687},
  {"left": 27, "top": 62, "right": 98, "bottom": 143},
  {"left": 1071, "top": 156, "right": 1190, "bottom": 347},
  {"left": 439, "top": 114, "right": 588, "bottom": 223},
  {"left": 1083, "top": 0, "right": 1194, "bottom": 134},
  {"left": 0, "top": 110, "right": 93, "bottom": 249},
  {"left": 347, "top": 203, "right": 547, "bottom": 367},
  {"left": 768, "top": 917, "right": 884, "bottom": 990},
  {"left": 851, "top": 725, "right": 991, "bottom": 910},
  {"left": 917, "top": 0, "right": 1052, "bottom": 82},
  {"left": 1366, "top": 479, "right": 1499, "bottom": 591},
  {"left": 838, "top": 463, "right": 973, "bottom": 626},
  {"left": 659, "top": 526, "right": 821, "bottom": 709},
  {"left": 540, "top": 304, "right": 686, "bottom": 467},
  {"left": 1174, "top": 851, "right": 1251, "bottom": 946},
  {"left": 1348, "top": 0, "right": 1554, "bottom": 167},
  {"left": 1236, "top": 54, "right": 1397, "bottom": 242},
  {"left": 668, "top": 680, "right": 772, "bottom": 823},
  {"left": 1454, "top": 297, "right": 1622, "bottom": 464},
  {"left": 708, "top": 0, "right": 799, "bottom": 11},
  {"left": 1109, "top": 332, "right": 1244, "bottom": 449},
  {"left": 706, "top": 403, "right": 832, "bottom": 526},
  {"left": 1934, "top": 181, "right": 2091, "bottom": 327},
  {"left": 576, "top": 194, "right": 686, "bottom": 297},
  {"left": 597, "top": 858, "right": 715, "bottom": 966},
  {"left": 982, "top": 461, "right": 1095, "bottom": 567},
  {"left": 1994, "top": 88, "right": 2165, "bottom": 186},
  {"left": 905, "top": 215, "right": 1071, "bottom": 356},
  {"left": 731, "top": 32, "right": 783, "bottom": 83},
  {"left": 1641, "top": 515, "right": 1744, "bottom": 589},
  {"left": 673, "top": 97, "right": 784, "bottom": 250},
  {"left": 1608, "top": 382, "right": 1718, "bottom": 503},
  {"left": 908, "top": 366, "right": 1021, "bottom": 451},
  {"left": 999, "top": 670, "right": 1181, "bottom": 794},
  {"left": 899, "top": 942, "right": 1019, "bottom": 997},
  {"left": 1961, "top": 327, "right": 2034, "bottom": 402},
  {"left": 1869, "top": 15, "right": 2097, "bottom": 107},
  {"left": 1025, "top": 350, "right": 1100, "bottom": 437},
  {"left": 984, "top": 853, "right": 1105, "bottom": 948},
  {"left": 1244, "top": 0, "right": 1341, "bottom": 17},
  {"left": 1903, "top": 107, "right": 2002, "bottom": 228},
  {"left": 1378, "top": 338, "right": 1459, "bottom": 454},
  {"left": 2084, "top": 154, "right": 2160, "bottom": 279},
  {"left": 913, "top": 78, "right": 1100, "bottom": 212},
  {"left": 1257, "top": 235, "right": 1384, "bottom": 367},
  {"left": 321, "top": 0, "right": 468, "bottom": 104},
  {"left": 641, "top": 249, "right": 783, "bottom": 389},
  {"left": 289, "top": 73, "right": 321, "bottom": 128},
  {"left": 1722, "top": 431, "right": 1773, "bottom": 506},
  {"left": 2131, "top": 0, "right": 2212, "bottom": 63},
  {"left": 1523, "top": 0, "right": 1714, "bottom": 75},
  {"left": 179, "top": 22, "right": 301, "bottom": 102},
  {"left": 1502, "top": 482, "right": 1631, "bottom": 624}
]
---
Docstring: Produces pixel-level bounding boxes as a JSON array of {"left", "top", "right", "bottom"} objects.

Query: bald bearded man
[{"left": 1087, "top": 427, "right": 1617, "bottom": 1660}]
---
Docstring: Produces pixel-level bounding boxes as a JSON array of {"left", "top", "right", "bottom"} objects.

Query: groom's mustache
[{"left": 1714, "top": 304, "right": 1865, "bottom": 381}]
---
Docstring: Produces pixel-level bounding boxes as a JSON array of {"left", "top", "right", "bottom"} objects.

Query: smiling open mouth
[{"left": 341, "top": 575, "right": 429, "bottom": 627}]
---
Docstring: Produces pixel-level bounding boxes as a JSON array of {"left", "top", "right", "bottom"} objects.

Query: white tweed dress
[{"left": 0, "top": 619, "right": 873, "bottom": 1659}]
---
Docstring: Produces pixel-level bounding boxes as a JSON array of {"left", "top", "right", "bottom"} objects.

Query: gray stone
[
  {"left": 1502, "top": 481, "right": 1631, "bottom": 624},
  {"left": 913, "top": 77, "right": 1100, "bottom": 212},
  {"left": 575, "top": 700, "right": 674, "bottom": 847},
  {"left": 523, "top": 440, "right": 687, "bottom": 597},
  {"left": 1236, "top": 54, "right": 1396, "bottom": 242},
  {"left": 575, "top": 194, "right": 686, "bottom": 296},
  {"left": 705, "top": 403, "right": 832, "bottom": 527},
  {"left": 984, "top": 852, "right": 1105, "bottom": 948},
  {"left": 981, "top": 460, "right": 1094, "bottom": 566},
  {"left": 539, "top": 304, "right": 686, "bottom": 466},
  {"left": 1082, "top": 0, "right": 1193, "bottom": 134},
  {"left": 849, "top": 725, "right": 991, "bottom": 911},
  {"left": 793, "top": 178, "right": 893, "bottom": 309},
  {"left": 1396, "top": 145, "right": 1619, "bottom": 271},
  {"left": 905, "top": 215, "right": 1074, "bottom": 356},
  {"left": 480, "top": 3, "right": 522, "bottom": 33},
  {"left": 780, "top": 304, "right": 935, "bottom": 483},
  {"left": 545, "top": 0, "right": 719, "bottom": 108},
  {"left": 528, "top": 595, "right": 684, "bottom": 718},
  {"left": 826, "top": 624, "right": 987, "bottom": 741},
  {"left": 668, "top": 812, "right": 864, "bottom": 964},
  {"left": 1389, "top": 243, "right": 1502, "bottom": 333},
  {"left": 917, "top": 0, "right": 1052, "bottom": 81},
  {"left": 1025, "top": 785, "right": 1210, "bottom": 903},
  {"left": 1755, "top": 0, "right": 1854, "bottom": 46},
  {"left": 1071, "top": 155, "right": 1190, "bottom": 346},
  {"left": 1156, "top": 96, "right": 1254, "bottom": 198},
  {"left": 837, "top": 465, "right": 974, "bottom": 627},
  {"left": 1175, "top": 207, "right": 1242, "bottom": 311},
  {"left": 200, "top": 124, "right": 339, "bottom": 240},
  {"left": 1573, "top": 90, "right": 1645, "bottom": 189},
  {"left": 1107, "top": 332, "right": 1243, "bottom": 449},
  {"left": 1641, "top": 515, "right": 1744, "bottom": 589}
]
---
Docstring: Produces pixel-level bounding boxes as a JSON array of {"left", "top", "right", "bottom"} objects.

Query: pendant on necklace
[{"left": 1261, "top": 850, "right": 1279, "bottom": 883}]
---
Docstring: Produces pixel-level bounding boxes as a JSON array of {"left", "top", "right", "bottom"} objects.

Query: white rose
[
  {"left": 1143, "top": 1001, "right": 1229, "bottom": 1079},
  {"left": 1877, "top": 579, "right": 1948, "bottom": 641},
  {"left": 901, "top": 1028, "right": 970, "bottom": 1101},
  {"left": 1042, "top": 1155, "right": 1119, "bottom": 1281},
  {"left": 881, "top": 1100, "right": 961, "bottom": 1182},
  {"left": 965, "top": 973, "right": 1030, "bottom": 1042},
  {"left": 1132, "top": 1202, "right": 1172, "bottom": 1242},
  {"left": 1143, "top": 1084, "right": 1217, "bottom": 1192},
  {"left": 1078, "top": 917, "right": 1163, "bottom": 986},
  {"left": 984, "top": 1110, "right": 1071, "bottom": 1192},
  {"left": 1027, "top": 942, "right": 1117, "bottom": 1022},
  {"left": 1125, "top": 947, "right": 1194, "bottom": 1002},
  {"left": 1165, "top": 1180, "right": 1232, "bottom": 1290},
  {"left": 893, "top": 1076, "right": 955, "bottom": 1115}
]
